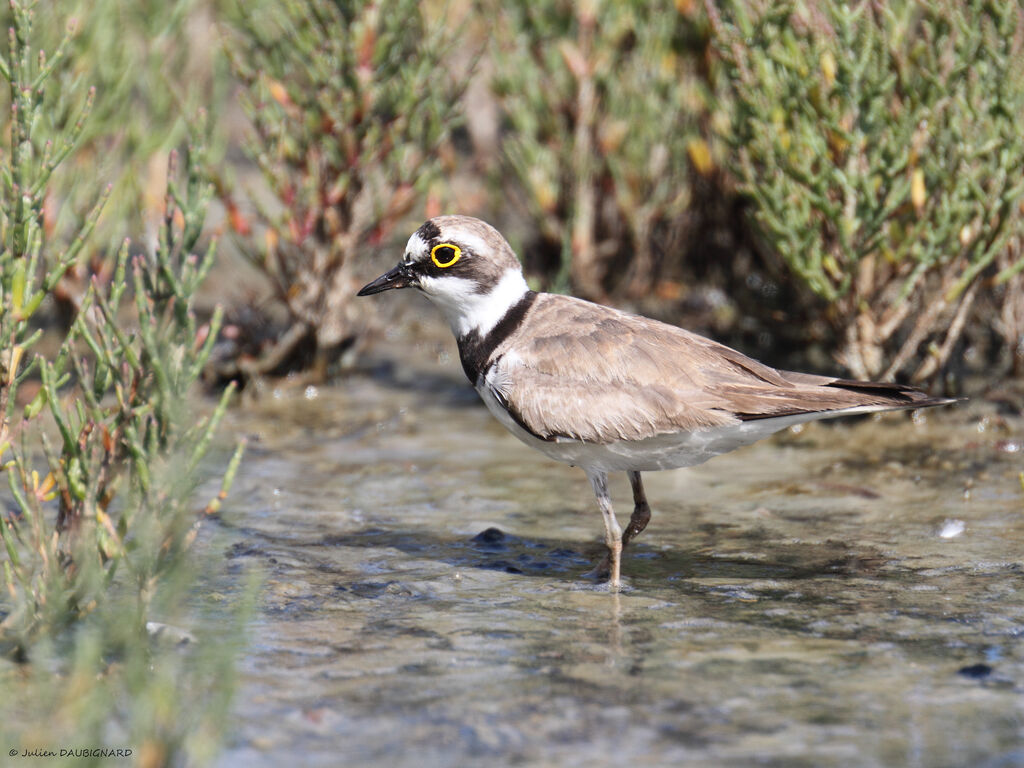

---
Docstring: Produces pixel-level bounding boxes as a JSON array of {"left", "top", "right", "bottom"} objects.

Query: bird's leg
[
  {"left": 623, "top": 471, "right": 652, "bottom": 548},
  {"left": 586, "top": 469, "right": 623, "bottom": 589},
  {"left": 589, "top": 471, "right": 652, "bottom": 581}
]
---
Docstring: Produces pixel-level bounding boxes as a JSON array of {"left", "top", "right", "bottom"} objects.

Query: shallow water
[{"left": 211, "top": 355, "right": 1024, "bottom": 768}]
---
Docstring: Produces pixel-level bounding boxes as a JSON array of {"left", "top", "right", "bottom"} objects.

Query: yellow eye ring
[{"left": 431, "top": 243, "right": 462, "bottom": 268}]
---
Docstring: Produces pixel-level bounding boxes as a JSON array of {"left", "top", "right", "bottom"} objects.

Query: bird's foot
[{"left": 583, "top": 552, "right": 625, "bottom": 591}]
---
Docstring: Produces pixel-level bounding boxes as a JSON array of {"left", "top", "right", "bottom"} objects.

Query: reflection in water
[{"left": 207, "top": 375, "right": 1024, "bottom": 768}]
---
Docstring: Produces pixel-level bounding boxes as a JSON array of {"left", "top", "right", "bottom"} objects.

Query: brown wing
[{"left": 490, "top": 294, "right": 949, "bottom": 444}]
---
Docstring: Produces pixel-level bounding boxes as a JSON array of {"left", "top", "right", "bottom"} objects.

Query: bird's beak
[{"left": 357, "top": 263, "right": 414, "bottom": 296}]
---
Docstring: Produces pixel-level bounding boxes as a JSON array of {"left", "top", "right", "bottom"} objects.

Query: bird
[{"left": 357, "top": 215, "right": 956, "bottom": 590}]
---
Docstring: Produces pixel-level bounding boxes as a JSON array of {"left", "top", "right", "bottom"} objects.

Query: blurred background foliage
[
  {"left": 0, "top": 0, "right": 1018, "bottom": 388},
  {"left": 214, "top": 0, "right": 470, "bottom": 380},
  {"left": 2, "top": 0, "right": 1023, "bottom": 762},
  {"left": 710, "top": 0, "right": 1024, "bottom": 385},
  {"left": 207, "top": 0, "right": 1024, "bottom": 388},
  {"left": 0, "top": 0, "right": 226, "bottom": 259},
  {"left": 493, "top": 0, "right": 718, "bottom": 299}
]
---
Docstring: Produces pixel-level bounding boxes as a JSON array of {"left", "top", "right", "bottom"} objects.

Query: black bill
[{"left": 357, "top": 263, "right": 414, "bottom": 296}]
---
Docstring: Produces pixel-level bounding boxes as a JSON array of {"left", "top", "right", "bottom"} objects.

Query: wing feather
[{"left": 488, "top": 294, "right": 947, "bottom": 444}]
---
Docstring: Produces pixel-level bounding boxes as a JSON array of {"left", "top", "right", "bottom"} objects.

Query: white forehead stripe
[
  {"left": 405, "top": 229, "right": 501, "bottom": 265},
  {"left": 404, "top": 231, "right": 429, "bottom": 261},
  {"left": 443, "top": 230, "right": 492, "bottom": 259},
  {"left": 419, "top": 267, "right": 529, "bottom": 338}
]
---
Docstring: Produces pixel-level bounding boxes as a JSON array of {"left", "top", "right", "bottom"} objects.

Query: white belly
[
  {"left": 475, "top": 381, "right": 875, "bottom": 473},
  {"left": 477, "top": 382, "right": 802, "bottom": 472}
]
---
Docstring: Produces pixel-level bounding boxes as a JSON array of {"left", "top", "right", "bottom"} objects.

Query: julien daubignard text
[{"left": 11, "top": 748, "right": 133, "bottom": 758}]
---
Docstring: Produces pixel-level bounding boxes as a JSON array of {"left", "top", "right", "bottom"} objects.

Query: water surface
[{"left": 211, "top": 354, "right": 1024, "bottom": 768}]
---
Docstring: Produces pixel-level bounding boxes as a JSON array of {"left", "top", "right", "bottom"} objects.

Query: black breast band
[{"left": 457, "top": 291, "right": 537, "bottom": 384}]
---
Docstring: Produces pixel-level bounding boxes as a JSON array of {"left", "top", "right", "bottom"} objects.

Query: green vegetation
[
  {"left": 200, "top": 0, "right": 1024, "bottom": 387},
  {"left": 0, "top": 0, "right": 227, "bottom": 257},
  {"left": 219, "top": 0, "right": 469, "bottom": 378},
  {"left": 494, "top": 0, "right": 717, "bottom": 298},
  {"left": 1, "top": 1, "right": 246, "bottom": 762},
  {"left": 709, "top": 0, "right": 1024, "bottom": 381}
]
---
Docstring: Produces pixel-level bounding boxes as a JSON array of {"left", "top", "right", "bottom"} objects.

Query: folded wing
[{"left": 487, "top": 294, "right": 949, "bottom": 444}]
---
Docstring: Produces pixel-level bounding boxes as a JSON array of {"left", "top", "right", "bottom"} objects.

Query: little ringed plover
[{"left": 358, "top": 215, "right": 956, "bottom": 589}]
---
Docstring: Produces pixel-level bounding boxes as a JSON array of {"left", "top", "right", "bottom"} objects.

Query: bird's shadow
[
  {"left": 227, "top": 520, "right": 893, "bottom": 589},
  {"left": 321, "top": 525, "right": 598, "bottom": 578}
]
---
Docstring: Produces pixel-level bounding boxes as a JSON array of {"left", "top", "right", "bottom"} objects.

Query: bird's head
[{"left": 357, "top": 215, "right": 530, "bottom": 338}]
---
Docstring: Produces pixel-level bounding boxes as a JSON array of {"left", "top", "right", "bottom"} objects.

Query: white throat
[{"left": 420, "top": 268, "right": 530, "bottom": 339}]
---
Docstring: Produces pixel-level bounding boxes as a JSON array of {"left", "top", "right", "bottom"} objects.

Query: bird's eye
[{"left": 430, "top": 243, "right": 461, "bottom": 268}]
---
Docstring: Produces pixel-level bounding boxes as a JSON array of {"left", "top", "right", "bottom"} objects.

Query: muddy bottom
[{"left": 208, "top": 359, "right": 1024, "bottom": 768}]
